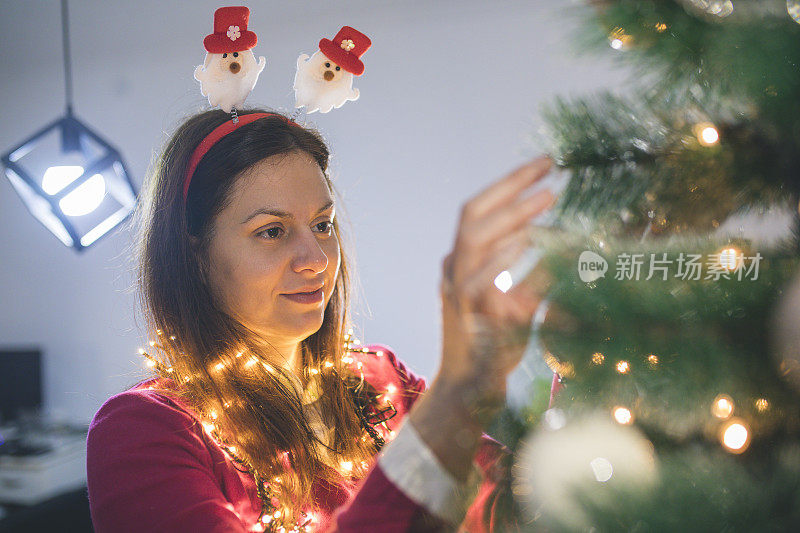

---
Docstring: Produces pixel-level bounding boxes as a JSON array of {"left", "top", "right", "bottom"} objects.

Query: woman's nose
[{"left": 291, "top": 231, "right": 329, "bottom": 273}]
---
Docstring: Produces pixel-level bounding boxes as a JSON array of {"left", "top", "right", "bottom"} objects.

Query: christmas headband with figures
[{"left": 185, "top": 6, "right": 372, "bottom": 202}]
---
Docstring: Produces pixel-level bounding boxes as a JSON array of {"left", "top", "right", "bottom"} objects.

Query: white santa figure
[
  {"left": 193, "top": 6, "right": 266, "bottom": 114},
  {"left": 293, "top": 26, "right": 371, "bottom": 114}
]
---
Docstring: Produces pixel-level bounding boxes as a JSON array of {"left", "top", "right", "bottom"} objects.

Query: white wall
[{"left": 0, "top": 0, "right": 631, "bottom": 424}]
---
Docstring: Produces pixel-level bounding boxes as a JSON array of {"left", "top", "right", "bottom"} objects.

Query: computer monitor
[{"left": 0, "top": 348, "right": 42, "bottom": 424}]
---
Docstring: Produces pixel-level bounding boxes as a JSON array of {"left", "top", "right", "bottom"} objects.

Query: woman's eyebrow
[{"left": 241, "top": 200, "right": 334, "bottom": 224}]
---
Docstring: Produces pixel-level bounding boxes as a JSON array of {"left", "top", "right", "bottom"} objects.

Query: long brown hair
[{"left": 130, "top": 108, "right": 375, "bottom": 521}]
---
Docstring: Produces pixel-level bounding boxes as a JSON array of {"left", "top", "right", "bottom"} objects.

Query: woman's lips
[{"left": 281, "top": 287, "right": 323, "bottom": 304}]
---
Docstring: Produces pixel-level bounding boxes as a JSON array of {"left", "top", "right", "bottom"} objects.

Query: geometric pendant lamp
[{"left": 1, "top": 0, "right": 137, "bottom": 252}]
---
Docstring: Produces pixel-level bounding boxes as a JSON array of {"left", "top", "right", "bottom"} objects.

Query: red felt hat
[
  {"left": 318, "top": 26, "right": 371, "bottom": 76},
  {"left": 203, "top": 6, "right": 258, "bottom": 53}
]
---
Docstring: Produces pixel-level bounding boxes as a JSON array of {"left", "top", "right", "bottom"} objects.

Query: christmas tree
[{"left": 494, "top": 1, "right": 800, "bottom": 530}]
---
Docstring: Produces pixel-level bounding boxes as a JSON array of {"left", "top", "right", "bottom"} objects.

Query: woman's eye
[
  {"left": 325, "top": 62, "right": 330, "bottom": 68},
  {"left": 316, "top": 221, "right": 333, "bottom": 234},
  {"left": 257, "top": 222, "right": 332, "bottom": 240},
  {"left": 258, "top": 226, "right": 283, "bottom": 240},
  {"left": 335, "top": 66, "right": 340, "bottom": 71},
  {"left": 233, "top": 52, "right": 238, "bottom": 58}
]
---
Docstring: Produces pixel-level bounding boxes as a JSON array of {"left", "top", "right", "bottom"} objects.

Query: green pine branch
[
  {"left": 537, "top": 235, "right": 800, "bottom": 445},
  {"left": 536, "top": 88, "right": 797, "bottom": 234}
]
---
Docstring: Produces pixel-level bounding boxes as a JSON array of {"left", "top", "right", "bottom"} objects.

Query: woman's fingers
[
  {"left": 461, "top": 189, "right": 556, "bottom": 255},
  {"left": 451, "top": 157, "right": 556, "bottom": 284},
  {"left": 459, "top": 227, "right": 532, "bottom": 316},
  {"left": 452, "top": 232, "right": 541, "bottom": 375},
  {"left": 452, "top": 190, "right": 555, "bottom": 291},
  {"left": 451, "top": 191, "right": 556, "bottom": 294},
  {"left": 438, "top": 155, "right": 558, "bottom": 386},
  {"left": 461, "top": 156, "right": 553, "bottom": 221}
]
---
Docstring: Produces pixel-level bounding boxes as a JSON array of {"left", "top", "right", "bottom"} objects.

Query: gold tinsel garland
[{"left": 138, "top": 329, "right": 398, "bottom": 532}]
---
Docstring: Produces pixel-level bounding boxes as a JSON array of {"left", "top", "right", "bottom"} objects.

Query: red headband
[{"left": 183, "top": 113, "right": 295, "bottom": 202}]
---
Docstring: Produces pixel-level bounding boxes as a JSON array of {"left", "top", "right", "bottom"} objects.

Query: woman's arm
[
  {"left": 332, "top": 157, "right": 557, "bottom": 531},
  {"left": 329, "top": 345, "right": 521, "bottom": 532},
  {"left": 86, "top": 390, "right": 250, "bottom": 533}
]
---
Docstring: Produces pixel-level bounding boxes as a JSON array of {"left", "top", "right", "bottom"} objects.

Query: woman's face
[{"left": 204, "top": 150, "right": 340, "bottom": 351}]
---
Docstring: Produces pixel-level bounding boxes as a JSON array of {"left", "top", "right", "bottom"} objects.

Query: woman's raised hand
[
  {"left": 438, "top": 155, "right": 556, "bottom": 412},
  {"left": 407, "top": 155, "right": 556, "bottom": 485}
]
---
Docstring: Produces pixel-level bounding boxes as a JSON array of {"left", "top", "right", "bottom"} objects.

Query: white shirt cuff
[{"left": 377, "top": 419, "right": 466, "bottom": 525}]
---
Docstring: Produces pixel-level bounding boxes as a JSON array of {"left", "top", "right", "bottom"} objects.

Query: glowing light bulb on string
[
  {"left": 755, "top": 398, "right": 769, "bottom": 412},
  {"left": 719, "top": 417, "right": 750, "bottom": 453},
  {"left": 712, "top": 394, "right": 734, "bottom": 419},
  {"left": 717, "top": 246, "right": 742, "bottom": 271},
  {"left": 608, "top": 27, "right": 632, "bottom": 50},
  {"left": 613, "top": 406, "right": 633, "bottom": 425},
  {"left": 693, "top": 122, "right": 719, "bottom": 146},
  {"left": 383, "top": 383, "right": 397, "bottom": 404}
]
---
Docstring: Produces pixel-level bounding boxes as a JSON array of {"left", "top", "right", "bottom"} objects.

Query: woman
[{"left": 86, "top": 108, "right": 556, "bottom": 532}]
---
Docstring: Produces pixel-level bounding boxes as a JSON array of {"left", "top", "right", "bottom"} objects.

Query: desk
[{"left": 0, "top": 430, "right": 87, "bottom": 506}]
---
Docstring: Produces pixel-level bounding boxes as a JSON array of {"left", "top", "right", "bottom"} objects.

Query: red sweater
[{"left": 86, "top": 344, "right": 517, "bottom": 532}]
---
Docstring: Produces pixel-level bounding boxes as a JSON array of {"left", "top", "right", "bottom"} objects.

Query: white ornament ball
[{"left": 512, "top": 409, "right": 658, "bottom": 530}]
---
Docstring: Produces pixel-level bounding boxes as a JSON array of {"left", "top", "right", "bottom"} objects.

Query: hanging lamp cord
[{"left": 61, "top": 0, "right": 74, "bottom": 115}]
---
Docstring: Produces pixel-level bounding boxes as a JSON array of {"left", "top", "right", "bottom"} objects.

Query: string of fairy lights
[
  {"left": 574, "top": 0, "right": 787, "bottom": 457},
  {"left": 604, "top": 3, "right": 788, "bottom": 187},
  {"left": 543, "top": 243, "right": 773, "bottom": 455},
  {"left": 137, "top": 328, "right": 399, "bottom": 532},
  {"left": 545, "top": 349, "right": 764, "bottom": 454}
]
